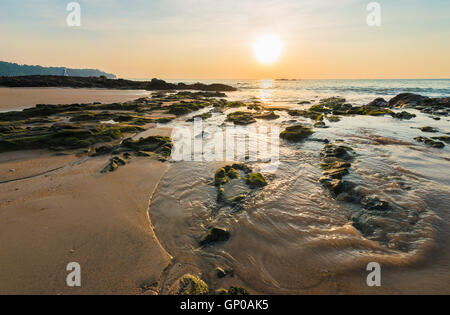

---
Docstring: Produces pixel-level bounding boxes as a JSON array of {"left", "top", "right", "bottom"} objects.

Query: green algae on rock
[
  {"left": 214, "top": 168, "right": 229, "bottom": 186},
  {"left": 122, "top": 136, "right": 173, "bottom": 157},
  {"left": 219, "top": 286, "right": 250, "bottom": 295},
  {"left": 244, "top": 172, "right": 267, "bottom": 188},
  {"left": 0, "top": 125, "right": 130, "bottom": 152},
  {"left": 101, "top": 156, "right": 127, "bottom": 173},
  {"left": 280, "top": 125, "right": 314, "bottom": 141},
  {"left": 390, "top": 111, "right": 416, "bottom": 120},
  {"left": 226, "top": 111, "right": 257, "bottom": 125},
  {"left": 175, "top": 274, "right": 209, "bottom": 295},
  {"left": 214, "top": 164, "right": 250, "bottom": 187},
  {"left": 431, "top": 136, "right": 450, "bottom": 144},
  {"left": 186, "top": 111, "right": 213, "bottom": 122},
  {"left": 414, "top": 136, "right": 445, "bottom": 148},
  {"left": 256, "top": 111, "right": 280, "bottom": 120},
  {"left": 229, "top": 194, "right": 247, "bottom": 205},
  {"left": 166, "top": 101, "right": 210, "bottom": 116}
]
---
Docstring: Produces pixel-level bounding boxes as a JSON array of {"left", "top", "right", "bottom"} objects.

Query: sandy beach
[
  {"left": 0, "top": 83, "right": 448, "bottom": 295},
  {"left": 0, "top": 87, "right": 151, "bottom": 112},
  {"left": 0, "top": 150, "right": 171, "bottom": 294}
]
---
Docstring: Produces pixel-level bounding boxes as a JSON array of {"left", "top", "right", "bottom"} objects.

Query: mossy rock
[
  {"left": 166, "top": 101, "right": 209, "bottom": 116},
  {"left": 257, "top": 111, "right": 280, "bottom": 120},
  {"left": 390, "top": 111, "right": 416, "bottom": 120},
  {"left": 156, "top": 117, "right": 174, "bottom": 124},
  {"left": 415, "top": 136, "right": 445, "bottom": 148},
  {"left": 102, "top": 160, "right": 119, "bottom": 173},
  {"left": 226, "top": 101, "right": 246, "bottom": 108},
  {"left": 112, "top": 156, "right": 127, "bottom": 166},
  {"left": 215, "top": 286, "right": 250, "bottom": 295},
  {"left": 214, "top": 164, "right": 250, "bottom": 187},
  {"left": 214, "top": 168, "right": 229, "bottom": 186},
  {"left": 227, "top": 167, "right": 240, "bottom": 179},
  {"left": 93, "top": 144, "right": 116, "bottom": 156},
  {"left": 229, "top": 194, "right": 247, "bottom": 205},
  {"left": 327, "top": 115, "right": 341, "bottom": 122},
  {"left": 227, "top": 286, "right": 250, "bottom": 295},
  {"left": 176, "top": 274, "right": 209, "bottom": 295},
  {"left": 431, "top": 136, "right": 450, "bottom": 144},
  {"left": 136, "top": 151, "right": 153, "bottom": 157},
  {"left": 217, "top": 187, "right": 225, "bottom": 202},
  {"left": 361, "top": 196, "right": 390, "bottom": 211},
  {"left": 70, "top": 112, "right": 113, "bottom": 122},
  {"left": 186, "top": 112, "right": 213, "bottom": 122},
  {"left": 320, "top": 161, "right": 351, "bottom": 170},
  {"left": 226, "top": 111, "right": 256, "bottom": 125},
  {"left": 309, "top": 104, "right": 330, "bottom": 113},
  {"left": 122, "top": 136, "right": 173, "bottom": 157},
  {"left": 314, "top": 121, "right": 328, "bottom": 128},
  {"left": 320, "top": 144, "right": 353, "bottom": 161},
  {"left": 322, "top": 167, "right": 349, "bottom": 179},
  {"left": 244, "top": 172, "right": 267, "bottom": 188},
  {"left": 319, "top": 177, "right": 344, "bottom": 196},
  {"left": 199, "top": 227, "right": 230, "bottom": 246},
  {"left": 0, "top": 125, "right": 127, "bottom": 152},
  {"left": 230, "top": 163, "right": 252, "bottom": 173},
  {"left": 280, "top": 125, "right": 314, "bottom": 141},
  {"left": 101, "top": 156, "right": 127, "bottom": 173},
  {"left": 287, "top": 109, "right": 304, "bottom": 117},
  {"left": 420, "top": 126, "right": 438, "bottom": 133}
]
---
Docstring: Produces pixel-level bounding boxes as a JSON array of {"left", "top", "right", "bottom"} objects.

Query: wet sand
[
  {"left": 0, "top": 86, "right": 448, "bottom": 295},
  {"left": 0, "top": 150, "right": 171, "bottom": 294},
  {"left": 0, "top": 87, "right": 151, "bottom": 111}
]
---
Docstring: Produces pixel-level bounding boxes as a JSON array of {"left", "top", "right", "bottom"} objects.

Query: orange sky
[{"left": 1, "top": 0, "right": 449, "bottom": 79}]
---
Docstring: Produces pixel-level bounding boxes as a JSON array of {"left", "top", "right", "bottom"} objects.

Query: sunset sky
[{"left": 1, "top": 0, "right": 449, "bottom": 79}]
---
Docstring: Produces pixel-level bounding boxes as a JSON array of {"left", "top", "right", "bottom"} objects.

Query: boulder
[
  {"left": 244, "top": 172, "right": 267, "bottom": 188},
  {"left": 280, "top": 125, "right": 314, "bottom": 141},
  {"left": 388, "top": 93, "right": 428, "bottom": 108},
  {"left": 367, "top": 98, "right": 388, "bottom": 108}
]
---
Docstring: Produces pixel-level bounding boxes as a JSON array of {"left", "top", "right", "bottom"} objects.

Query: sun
[{"left": 253, "top": 34, "right": 283, "bottom": 64}]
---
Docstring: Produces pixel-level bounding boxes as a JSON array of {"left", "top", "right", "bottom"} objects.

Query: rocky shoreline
[
  {"left": 0, "top": 90, "right": 449, "bottom": 294},
  {"left": 0, "top": 75, "right": 237, "bottom": 92}
]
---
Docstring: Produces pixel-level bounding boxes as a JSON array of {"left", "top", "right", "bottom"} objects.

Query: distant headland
[{"left": 0, "top": 61, "right": 117, "bottom": 79}]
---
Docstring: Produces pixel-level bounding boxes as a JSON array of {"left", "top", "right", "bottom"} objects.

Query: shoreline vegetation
[
  {"left": 0, "top": 75, "right": 237, "bottom": 92},
  {"left": 0, "top": 87, "right": 449, "bottom": 294}
]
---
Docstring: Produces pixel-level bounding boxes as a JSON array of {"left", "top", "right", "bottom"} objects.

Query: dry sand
[
  {"left": 0, "top": 150, "right": 172, "bottom": 294},
  {"left": 0, "top": 87, "right": 152, "bottom": 111}
]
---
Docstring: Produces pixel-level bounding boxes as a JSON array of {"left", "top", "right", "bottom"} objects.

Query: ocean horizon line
[{"left": 128, "top": 77, "right": 450, "bottom": 82}]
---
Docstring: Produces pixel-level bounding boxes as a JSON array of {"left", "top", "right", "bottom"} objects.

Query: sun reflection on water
[{"left": 258, "top": 79, "right": 274, "bottom": 103}]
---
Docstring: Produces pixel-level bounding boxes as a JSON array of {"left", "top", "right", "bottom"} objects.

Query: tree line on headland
[{"left": 0, "top": 61, "right": 116, "bottom": 79}]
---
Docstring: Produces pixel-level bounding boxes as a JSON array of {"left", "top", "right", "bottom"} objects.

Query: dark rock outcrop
[
  {"left": 367, "top": 98, "right": 388, "bottom": 107},
  {"left": 0, "top": 75, "right": 237, "bottom": 92},
  {"left": 388, "top": 93, "right": 450, "bottom": 116},
  {"left": 388, "top": 93, "right": 429, "bottom": 108}
]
